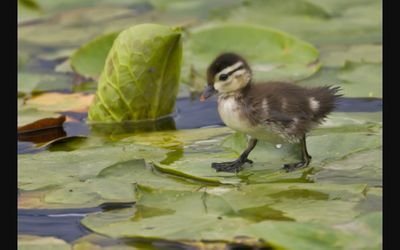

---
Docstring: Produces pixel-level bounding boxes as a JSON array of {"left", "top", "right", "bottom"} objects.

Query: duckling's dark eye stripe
[{"left": 226, "top": 65, "right": 244, "bottom": 76}]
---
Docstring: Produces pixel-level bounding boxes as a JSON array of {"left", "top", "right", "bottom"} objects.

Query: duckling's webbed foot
[
  {"left": 212, "top": 157, "right": 253, "bottom": 173},
  {"left": 283, "top": 135, "right": 312, "bottom": 172},
  {"left": 282, "top": 161, "right": 309, "bottom": 172},
  {"left": 211, "top": 138, "right": 258, "bottom": 173}
]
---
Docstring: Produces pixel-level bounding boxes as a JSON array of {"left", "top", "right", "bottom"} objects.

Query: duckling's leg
[
  {"left": 212, "top": 138, "right": 258, "bottom": 173},
  {"left": 283, "top": 135, "right": 312, "bottom": 172}
]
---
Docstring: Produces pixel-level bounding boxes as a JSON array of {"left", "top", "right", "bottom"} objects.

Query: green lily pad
[
  {"left": 18, "top": 143, "right": 168, "bottom": 191},
  {"left": 337, "top": 62, "right": 382, "bottom": 98},
  {"left": 211, "top": 182, "right": 366, "bottom": 211},
  {"left": 88, "top": 24, "right": 182, "bottom": 122},
  {"left": 81, "top": 182, "right": 372, "bottom": 245},
  {"left": 118, "top": 117, "right": 381, "bottom": 185},
  {"left": 319, "top": 112, "right": 382, "bottom": 128},
  {"left": 239, "top": 221, "right": 351, "bottom": 250},
  {"left": 311, "top": 148, "right": 382, "bottom": 186},
  {"left": 237, "top": 213, "right": 381, "bottom": 250},
  {"left": 184, "top": 23, "right": 320, "bottom": 91},
  {"left": 298, "top": 62, "right": 382, "bottom": 98},
  {"left": 81, "top": 189, "right": 250, "bottom": 240},
  {"left": 215, "top": 0, "right": 381, "bottom": 46},
  {"left": 18, "top": 235, "right": 70, "bottom": 250},
  {"left": 97, "top": 159, "right": 201, "bottom": 191},
  {"left": 333, "top": 212, "right": 382, "bottom": 249},
  {"left": 18, "top": 72, "right": 73, "bottom": 96},
  {"left": 320, "top": 44, "right": 382, "bottom": 67},
  {"left": 70, "top": 32, "right": 120, "bottom": 79},
  {"left": 82, "top": 207, "right": 250, "bottom": 241},
  {"left": 44, "top": 177, "right": 135, "bottom": 206},
  {"left": 222, "top": 129, "right": 380, "bottom": 167},
  {"left": 73, "top": 240, "right": 139, "bottom": 250},
  {"left": 18, "top": 6, "right": 134, "bottom": 47}
]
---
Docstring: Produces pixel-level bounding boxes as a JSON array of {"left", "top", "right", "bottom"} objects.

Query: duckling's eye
[{"left": 219, "top": 74, "right": 228, "bottom": 81}]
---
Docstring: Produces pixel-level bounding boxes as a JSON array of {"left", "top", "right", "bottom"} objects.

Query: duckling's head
[{"left": 200, "top": 53, "right": 252, "bottom": 101}]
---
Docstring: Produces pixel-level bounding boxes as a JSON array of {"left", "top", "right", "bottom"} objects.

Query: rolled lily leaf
[{"left": 88, "top": 24, "right": 182, "bottom": 122}]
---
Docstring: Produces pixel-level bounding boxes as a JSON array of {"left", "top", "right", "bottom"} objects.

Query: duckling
[{"left": 200, "top": 53, "right": 341, "bottom": 173}]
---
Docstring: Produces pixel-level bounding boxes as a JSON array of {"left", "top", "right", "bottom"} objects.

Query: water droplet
[{"left": 276, "top": 144, "right": 282, "bottom": 149}]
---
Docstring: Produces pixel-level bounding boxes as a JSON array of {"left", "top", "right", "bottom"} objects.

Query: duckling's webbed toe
[
  {"left": 282, "top": 161, "right": 310, "bottom": 172},
  {"left": 211, "top": 158, "right": 253, "bottom": 173}
]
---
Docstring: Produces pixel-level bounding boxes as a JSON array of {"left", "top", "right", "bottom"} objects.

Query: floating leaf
[
  {"left": 311, "top": 148, "right": 382, "bottom": 187},
  {"left": 88, "top": 24, "right": 182, "bottom": 122},
  {"left": 184, "top": 23, "right": 320, "bottom": 91},
  {"left": 81, "top": 182, "right": 371, "bottom": 246},
  {"left": 18, "top": 143, "right": 168, "bottom": 191},
  {"left": 18, "top": 235, "right": 70, "bottom": 250},
  {"left": 98, "top": 159, "right": 200, "bottom": 191},
  {"left": 18, "top": 107, "right": 61, "bottom": 127},
  {"left": 18, "top": 115, "right": 66, "bottom": 133},
  {"left": 320, "top": 44, "right": 382, "bottom": 67},
  {"left": 337, "top": 62, "right": 382, "bottom": 98},
  {"left": 70, "top": 32, "right": 120, "bottom": 79},
  {"left": 18, "top": 72, "right": 73, "bottom": 96},
  {"left": 81, "top": 190, "right": 250, "bottom": 240},
  {"left": 25, "top": 92, "right": 94, "bottom": 112},
  {"left": 236, "top": 221, "right": 353, "bottom": 250},
  {"left": 44, "top": 178, "right": 135, "bottom": 207},
  {"left": 215, "top": 0, "right": 381, "bottom": 46},
  {"left": 18, "top": 6, "right": 134, "bottom": 47},
  {"left": 298, "top": 62, "right": 382, "bottom": 98}
]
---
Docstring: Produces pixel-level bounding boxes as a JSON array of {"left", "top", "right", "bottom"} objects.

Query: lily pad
[
  {"left": 337, "top": 62, "right": 382, "bottom": 98},
  {"left": 25, "top": 92, "right": 94, "bottom": 112},
  {"left": 44, "top": 178, "right": 135, "bottom": 207},
  {"left": 298, "top": 62, "right": 382, "bottom": 98},
  {"left": 88, "top": 24, "right": 182, "bottom": 122},
  {"left": 81, "top": 189, "right": 250, "bottom": 240},
  {"left": 81, "top": 182, "right": 371, "bottom": 246},
  {"left": 310, "top": 148, "right": 382, "bottom": 187},
  {"left": 118, "top": 118, "right": 382, "bottom": 185},
  {"left": 18, "top": 72, "right": 73, "bottom": 96},
  {"left": 237, "top": 213, "right": 381, "bottom": 250},
  {"left": 215, "top": 0, "right": 381, "bottom": 46},
  {"left": 18, "top": 115, "right": 66, "bottom": 133},
  {"left": 320, "top": 44, "right": 382, "bottom": 67},
  {"left": 70, "top": 32, "right": 120, "bottom": 79},
  {"left": 184, "top": 23, "right": 320, "bottom": 91},
  {"left": 18, "top": 235, "right": 70, "bottom": 250},
  {"left": 97, "top": 159, "right": 201, "bottom": 191},
  {"left": 18, "top": 143, "right": 168, "bottom": 191},
  {"left": 18, "top": 107, "right": 61, "bottom": 127},
  {"left": 18, "top": 6, "right": 135, "bottom": 47}
]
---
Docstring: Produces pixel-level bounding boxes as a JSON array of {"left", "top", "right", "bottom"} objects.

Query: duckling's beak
[{"left": 200, "top": 85, "right": 217, "bottom": 102}]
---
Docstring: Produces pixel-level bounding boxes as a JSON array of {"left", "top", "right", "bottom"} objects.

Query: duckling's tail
[{"left": 308, "top": 86, "right": 342, "bottom": 122}]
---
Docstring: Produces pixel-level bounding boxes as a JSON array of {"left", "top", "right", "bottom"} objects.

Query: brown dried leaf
[{"left": 18, "top": 115, "right": 66, "bottom": 133}]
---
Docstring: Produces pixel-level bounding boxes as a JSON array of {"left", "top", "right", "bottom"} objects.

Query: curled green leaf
[{"left": 88, "top": 23, "right": 182, "bottom": 122}]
